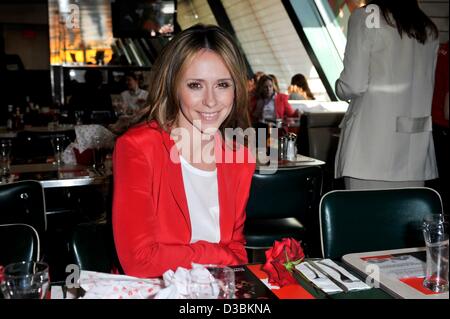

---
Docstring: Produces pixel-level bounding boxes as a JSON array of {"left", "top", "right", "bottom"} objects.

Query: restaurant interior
[{"left": 0, "top": 0, "right": 448, "bottom": 300}]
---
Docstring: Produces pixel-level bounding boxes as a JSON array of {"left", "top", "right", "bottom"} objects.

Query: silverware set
[{"left": 303, "top": 260, "right": 361, "bottom": 293}]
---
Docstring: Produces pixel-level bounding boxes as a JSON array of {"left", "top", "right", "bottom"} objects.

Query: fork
[
  {"left": 304, "top": 262, "right": 321, "bottom": 279},
  {"left": 317, "top": 261, "right": 358, "bottom": 283}
]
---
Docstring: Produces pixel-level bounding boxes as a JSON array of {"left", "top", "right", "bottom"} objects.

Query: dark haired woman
[
  {"left": 335, "top": 0, "right": 439, "bottom": 190},
  {"left": 288, "top": 73, "right": 315, "bottom": 100},
  {"left": 249, "top": 74, "right": 298, "bottom": 125}
]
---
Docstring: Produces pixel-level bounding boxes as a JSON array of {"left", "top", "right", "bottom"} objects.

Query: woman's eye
[
  {"left": 218, "top": 81, "right": 232, "bottom": 89},
  {"left": 187, "top": 82, "right": 202, "bottom": 89}
]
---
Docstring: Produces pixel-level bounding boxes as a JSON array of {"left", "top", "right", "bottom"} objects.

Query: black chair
[
  {"left": 298, "top": 112, "right": 345, "bottom": 192},
  {"left": 319, "top": 187, "right": 443, "bottom": 260},
  {"left": 0, "top": 180, "right": 47, "bottom": 238},
  {"left": 244, "top": 166, "right": 322, "bottom": 261},
  {"left": 68, "top": 222, "right": 121, "bottom": 273},
  {"left": 0, "top": 223, "right": 40, "bottom": 266}
]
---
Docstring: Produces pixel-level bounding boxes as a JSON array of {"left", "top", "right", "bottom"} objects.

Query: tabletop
[
  {"left": 9, "top": 163, "right": 111, "bottom": 188},
  {"left": 49, "top": 262, "right": 390, "bottom": 300},
  {"left": 256, "top": 154, "right": 325, "bottom": 172},
  {"left": 342, "top": 247, "right": 449, "bottom": 299}
]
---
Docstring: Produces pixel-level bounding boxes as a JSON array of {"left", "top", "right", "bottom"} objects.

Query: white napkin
[
  {"left": 314, "top": 259, "right": 371, "bottom": 291},
  {"left": 79, "top": 271, "right": 162, "bottom": 299},
  {"left": 154, "top": 263, "right": 219, "bottom": 299},
  {"left": 295, "top": 262, "right": 343, "bottom": 294},
  {"left": 296, "top": 259, "right": 371, "bottom": 294},
  {"left": 74, "top": 124, "right": 116, "bottom": 153}
]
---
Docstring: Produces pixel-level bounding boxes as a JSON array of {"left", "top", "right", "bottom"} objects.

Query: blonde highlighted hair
[{"left": 127, "top": 24, "right": 250, "bottom": 136}]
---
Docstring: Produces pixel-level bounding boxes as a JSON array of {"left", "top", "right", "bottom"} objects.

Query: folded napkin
[
  {"left": 296, "top": 262, "right": 343, "bottom": 294},
  {"left": 74, "top": 124, "right": 116, "bottom": 153},
  {"left": 155, "top": 263, "right": 219, "bottom": 299},
  {"left": 63, "top": 125, "right": 116, "bottom": 164},
  {"left": 79, "top": 271, "right": 162, "bottom": 299},
  {"left": 296, "top": 259, "right": 371, "bottom": 294}
]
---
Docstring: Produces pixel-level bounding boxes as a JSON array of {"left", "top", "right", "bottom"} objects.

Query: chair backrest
[
  {"left": 69, "top": 222, "right": 119, "bottom": 273},
  {"left": 0, "top": 223, "right": 40, "bottom": 265},
  {"left": 299, "top": 112, "right": 344, "bottom": 162},
  {"left": 319, "top": 188, "right": 443, "bottom": 260},
  {"left": 246, "top": 166, "right": 322, "bottom": 223},
  {"left": 0, "top": 181, "right": 47, "bottom": 238}
]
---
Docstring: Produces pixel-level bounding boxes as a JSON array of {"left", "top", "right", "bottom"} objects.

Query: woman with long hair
[
  {"left": 335, "top": 0, "right": 439, "bottom": 189},
  {"left": 249, "top": 74, "right": 298, "bottom": 125},
  {"left": 288, "top": 73, "right": 315, "bottom": 100},
  {"left": 112, "top": 24, "right": 255, "bottom": 277}
]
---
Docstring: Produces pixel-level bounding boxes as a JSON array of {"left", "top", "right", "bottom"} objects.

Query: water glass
[
  {"left": 208, "top": 266, "right": 235, "bottom": 299},
  {"left": 422, "top": 214, "right": 449, "bottom": 293},
  {"left": 0, "top": 139, "right": 12, "bottom": 179},
  {"left": 0, "top": 261, "right": 50, "bottom": 299},
  {"left": 51, "top": 136, "right": 66, "bottom": 166},
  {"left": 189, "top": 265, "right": 235, "bottom": 299}
]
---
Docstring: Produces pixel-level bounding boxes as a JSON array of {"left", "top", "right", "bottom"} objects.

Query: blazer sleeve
[
  {"left": 113, "top": 135, "right": 249, "bottom": 278},
  {"left": 336, "top": 7, "right": 376, "bottom": 101}
]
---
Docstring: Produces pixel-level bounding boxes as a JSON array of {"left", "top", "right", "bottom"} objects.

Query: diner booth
[{"left": 0, "top": 0, "right": 448, "bottom": 302}]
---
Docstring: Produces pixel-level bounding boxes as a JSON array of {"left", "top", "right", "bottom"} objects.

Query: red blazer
[
  {"left": 249, "top": 93, "right": 297, "bottom": 123},
  {"left": 112, "top": 121, "right": 256, "bottom": 278}
]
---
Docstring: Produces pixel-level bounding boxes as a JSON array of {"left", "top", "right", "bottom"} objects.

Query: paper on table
[
  {"left": 313, "top": 259, "right": 371, "bottom": 292},
  {"left": 364, "top": 254, "right": 426, "bottom": 279}
]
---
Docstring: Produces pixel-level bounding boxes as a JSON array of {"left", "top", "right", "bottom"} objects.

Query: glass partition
[{"left": 288, "top": 0, "right": 365, "bottom": 99}]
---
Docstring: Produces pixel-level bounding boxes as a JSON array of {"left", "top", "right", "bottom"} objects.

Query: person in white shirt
[
  {"left": 335, "top": 0, "right": 439, "bottom": 190},
  {"left": 120, "top": 73, "right": 149, "bottom": 114}
]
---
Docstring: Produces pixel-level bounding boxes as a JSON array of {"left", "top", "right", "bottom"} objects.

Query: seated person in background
[
  {"left": 249, "top": 74, "right": 299, "bottom": 125},
  {"left": 120, "top": 72, "right": 149, "bottom": 115},
  {"left": 268, "top": 74, "right": 280, "bottom": 93},
  {"left": 68, "top": 68, "right": 114, "bottom": 124},
  {"left": 288, "top": 73, "right": 315, "bottom": 100},
  {"left": 247, "top": 71, "right": 265, "bottom": 98},
  {"left": 112, "top": 24, "right": 255, "bottom": 278}
]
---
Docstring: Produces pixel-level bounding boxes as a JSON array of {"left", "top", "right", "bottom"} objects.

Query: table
[
  {"left": 256, "top": 154, "right": 325, "bottom": 172},
  {"left": 50, "top": 262, "right": 391, "bottom": 299},
  {"left": 10, "top": 163, "right": 110, "bottom": 188},
  {"left": 342, "top": 247, "right": 449, "bottom": 299}
]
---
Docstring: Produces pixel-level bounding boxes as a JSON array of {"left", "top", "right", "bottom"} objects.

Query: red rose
[{"left": 262, "top": 238, "right": 305, "bottom": 287}]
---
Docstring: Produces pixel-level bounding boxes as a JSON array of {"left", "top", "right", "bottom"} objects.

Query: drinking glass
[
  {"left": 422, "top": 214, "right": 449, "bottom": 293},
  {"left": 51, "top": 135, "right": 66, "bottom": 166},
  {"left": 0, "top": 139, "right": 12, "bottom": 180},
  {"left": 207, "top": 266, "right": 235, "bottom": 299},
  {"left": 188, "top": 265, "right": 235, "bottom": 299},
  {"left": 0, "top": 261, "right": 50, "bottom": 299},
  {"left": 92, "top": 135, "right": 108, "bottom": 170}
]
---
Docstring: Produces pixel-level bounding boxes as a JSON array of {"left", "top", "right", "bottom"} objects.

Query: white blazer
[{"left": 335, "top": 6, "right": 439, "bottom": 181}]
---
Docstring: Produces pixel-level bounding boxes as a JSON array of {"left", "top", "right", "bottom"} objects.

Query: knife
[{"left": 307, "top": 261, "right": 349, "bottom": 293}]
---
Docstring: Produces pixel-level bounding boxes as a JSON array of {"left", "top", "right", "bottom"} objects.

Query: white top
[
  {"left": 262, "top": 97, "right": 276, "bottom": 122},
  {"left": 120, "top": 88, "right": 149, "bottom": 111},
  {"left": 179, "top": 155, "right": 220, "bottom": 244},
  {"left": 334, "top": 6, "right": 439, "bottom": 181}
]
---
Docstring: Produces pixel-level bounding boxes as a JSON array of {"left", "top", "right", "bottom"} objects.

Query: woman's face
[
  {"left": 177, "top": 49, "right": 235, "bottom": 135},
  {"left": 262, "top": 79, "right": 274, "bottom": 98}
]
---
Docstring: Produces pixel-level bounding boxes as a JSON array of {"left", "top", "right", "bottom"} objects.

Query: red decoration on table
[{"left": 262, "top": 238, "right": 305, "bottom": 287}]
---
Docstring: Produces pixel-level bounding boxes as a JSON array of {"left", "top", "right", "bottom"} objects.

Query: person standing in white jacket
[{"left": 335, "top": 0, "right": 440, "bottom": 190}]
